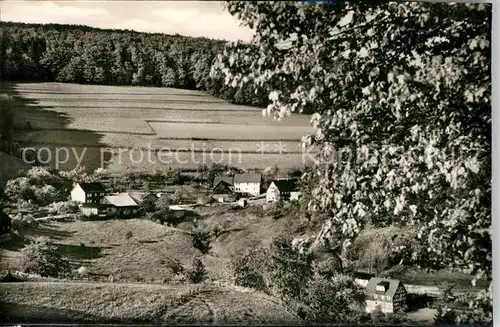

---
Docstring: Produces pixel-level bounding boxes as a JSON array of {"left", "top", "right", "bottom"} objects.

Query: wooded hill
[{"left": 0, "top": 21, "right": 269, "bottom": 107}]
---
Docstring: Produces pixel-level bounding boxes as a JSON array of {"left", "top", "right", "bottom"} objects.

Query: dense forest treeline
[{"left": 0, "top": 21, "right": 270, "bottom": 107}]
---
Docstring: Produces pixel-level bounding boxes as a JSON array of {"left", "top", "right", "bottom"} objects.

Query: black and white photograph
[{"left": 0, "top": 0, "right": 493, "bottom": 325}]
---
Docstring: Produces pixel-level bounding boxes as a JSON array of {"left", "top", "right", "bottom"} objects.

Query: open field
[
  {"left": 13, "top": 130, "right": 308, "bottom": 152},
  {"left": 2, "top": 82, "right": 316, "bottom": 171},
  {"left": 0, "top": 282, "right": 300, "bottom": 325}
]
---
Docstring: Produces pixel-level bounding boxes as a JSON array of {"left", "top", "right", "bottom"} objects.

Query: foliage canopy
[{"left": 214, "top": 1, "right": 491, "bottom": 323}]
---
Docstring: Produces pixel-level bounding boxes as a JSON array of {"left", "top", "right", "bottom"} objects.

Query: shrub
[
  {"left": 170, "top": 261, "right": 185, "bottom": 275},
  {"left": 197, "top": 195, "right": 212, "bottom": 205},
  {"left": 148, "top": 208, "right": 173, "bottom": 225},
  {"left": 268, "top": 200, "right": 285, "bottom": 219},
  {"left": 51, "top": 201, "right": 80, "bottom": 215},
  {"left": 0, "top": 271, "right": 24, "bottom": 282},
  {"left": 58, "top": 166, "right": 92, "bottom": 184},
  {"left": 33, "top": 185, "right": 58, "bottom": 205},
  {"left": 185, "top": 257, "right": 208, "bottom": 284},
  {"left": 164, "top": 169, "right": 182, "bottom": 185},
  {"left": 125, "top": 231, "right": 133, "bottom": 240},
  {"left": 11, "top": 213, "right": 37, "bottom": 228},
  {"left": 345, "top": 226, "right": 419, "bottom": 273},
  {"left": 302, "top": 273, "right": 365, "bottom": 323},
  {"left": 155, "top": 195, "right": 170, "bottom": 211},
  {"left": 267, "top": 235, "right": 313, "bottom": 301},
  {"left": 434, "top": 307, "right": 458, "bottom": 325},
  {"left": 21, "top": 236, "right": 71, "bottom": 278},
  {"left": 230, "top": 247, "right": 269, "bottom": 292},
  {"left": 75, "top": 266, "right": 89, "bottom": 277},
  {"left": 5, "top": 172, "right": 65, "bottom": 205},
  {"left": 5, "top": 177, "right": 35, "bottom": 203},
  {"left": 139, "top": 196, "right": 157, "bottom": 213},
  {"left": 438, "top": 281, "right": 457, "bottom": 302},
  {"left": 141, "top": 181, "right": 150, "bottom": 192},
  {"left": 171, "top": 189, "right": 185, "bottom": 203},
  {"left": 192, "top": 229, "right": 211, "bottom": 254},
  {"left": 25, "top": 166, "right": 54, "bottom": 182}
]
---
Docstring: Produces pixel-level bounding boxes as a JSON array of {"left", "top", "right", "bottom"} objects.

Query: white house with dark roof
[
  {"left": 233, "top": 173, "right": 262, "bottom": 196},
  {"left": 212, "top": 173, "right": 262, "bottom": 197},
  {"left": 266, "top": 179, "right": 301, "bottom": 203},
  {"left": 365, "top": 277, "right": 407, "bottom": 314},
  {"left": 70, "top": 182, "right": 107, "bottom": 204}
]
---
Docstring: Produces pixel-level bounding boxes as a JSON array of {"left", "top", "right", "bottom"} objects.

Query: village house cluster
[
  {"left": 70, "top": 182, "right": 155, "bottom": 218},
  {"left": 211, "top": 172, "right": 302, "bottom": 203}
]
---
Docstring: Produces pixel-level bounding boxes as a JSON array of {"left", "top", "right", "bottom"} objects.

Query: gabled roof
[
  {"left": 214, "top": 176, "right": 234, "bottom": 186},
  {"left": 128, "top": 192, "right": 157, "bottom": 203},
  {"left": 103, "top": 194, "right": 138, "bottom": 207},
  {"left": 76, "top": 182, "right": 106, "bottom": 193},
  {"left": 234, "top": 173, "right": 261, "bottom": 184},
  {"left": 270, "top": 179, "right": 299, "bottom": 193},
  {"left": 365, "top": 277, "right": 405, "bottom": 300},
  {"left": 213, "top": 180, "right": 233, "bottom": 192}
]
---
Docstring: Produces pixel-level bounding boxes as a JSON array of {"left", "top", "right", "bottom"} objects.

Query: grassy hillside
[
  {"left": 0, "top": 282, "right": 300, "bottom": 325},
  {"left": 0, "top": 206, "right": 301, "bottom": 283},
  {"left": 0, "top": 205, "right": 483, "bottom": 325},
  {"left": 1, "top": 219, "right": 200, "bottom": 282}
]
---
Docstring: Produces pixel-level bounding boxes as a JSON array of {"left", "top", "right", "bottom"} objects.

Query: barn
[{"left": 212, "top": 180, "right": 236, "bottom": 202}]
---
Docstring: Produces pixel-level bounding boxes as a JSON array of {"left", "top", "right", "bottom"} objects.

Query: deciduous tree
[{"left": 214, "top": 2, "right": 491, "bottom": 323}]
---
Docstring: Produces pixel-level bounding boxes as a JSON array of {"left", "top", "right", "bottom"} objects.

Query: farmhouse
[
  {"left": 70, "top": 182, "right": 107, "bottom": 204},
  {"left": 213, "top": 176, "right": 234, "bottom": 189},
  {"left": 212, "top": 180, "right": 236, "bottom": 203},
  {"left": 233, "top": 173, "right": 262, "bottom": 196},
  {"left": 266, "top": 179, "right": 301, "bottom": 203},
  {"left": 103, "top": 193, "right": 139, "bottom": 217},
  {"left": 365, "top": 277, "right": 407, "bottom": 314},
  {"left": 212, "top": 173, "right": 261, "bottom": 197}
]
